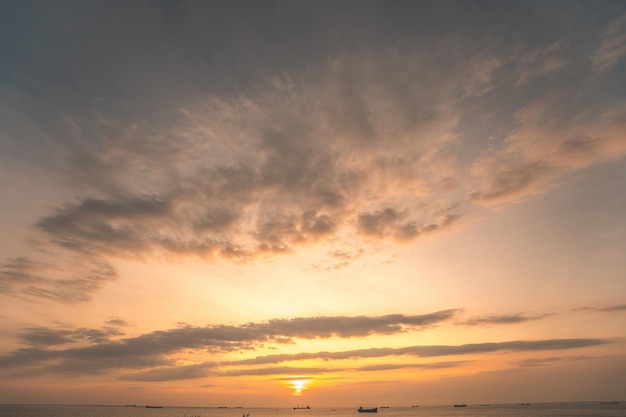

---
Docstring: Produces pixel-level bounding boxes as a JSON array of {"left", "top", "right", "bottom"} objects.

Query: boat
[
  {"left": 294, "top": 406, "right": 311, "bottom": 410},
  {"left": 453, "top": 404, "right": 467, "bottom": 408},
  {"left": 358, "top": 407, "right": 378, "bottom": 413},
  {"left": 145, "top": 405, "right": 164, "bottom": 408}
]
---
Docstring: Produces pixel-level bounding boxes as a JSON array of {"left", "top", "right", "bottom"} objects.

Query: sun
[{"left": 289, "top": 379, "right": 311, "bottom": 396}]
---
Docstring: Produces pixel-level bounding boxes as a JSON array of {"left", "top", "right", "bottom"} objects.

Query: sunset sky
[{"left": 1, "top": 0, "right": 625, "bottom": 407}]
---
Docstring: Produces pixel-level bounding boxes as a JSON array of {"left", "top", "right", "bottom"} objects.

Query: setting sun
[{"left": 289, "top": 379, "right": 311, "bottom": 396}]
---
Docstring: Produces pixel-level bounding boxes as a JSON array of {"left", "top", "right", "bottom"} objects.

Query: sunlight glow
[{"left": 289, "top": 379, "right": 310, "bottom": 396}]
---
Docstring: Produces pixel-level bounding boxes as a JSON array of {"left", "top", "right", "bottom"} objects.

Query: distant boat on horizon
[
  {"left": 358, "top": 407, "right": 378, "bottom": 413},
  {"left": 453, "top": 404, "right": 467, "bottom": 408},
  {"left": 145, "top": 405, "right": 163, "bottom": 408},
  {"left": 294, "top": 405, "right": 311, "bottom": 409}
]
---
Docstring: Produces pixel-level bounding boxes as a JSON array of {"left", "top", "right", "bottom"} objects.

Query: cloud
[
  {"left": 470, "top": 96, "right": 626, "bottom": 205},
  {"left": 357, "top": 209, "right": 463, "bottom": 241},
  {"left": 460, "top": 313, "right": 552, "bottom": 326},
  {"left": 35, "top": 195, "right": 173, "bottom": 255},
  {"left": 0, "top": 311, "right": 457, "bottom": 374},
  {"left": 515, "top": 355, "right": 596, "bottom": 368},
  {"left": 1, "top": 44, "right": 487, "bottom": 301},
  {"left": 119, "top": 362, "right": 216, "bottom": 382},
  {"left": 516, "top": 357, "right": 562, "bottom": 367},
  {"left": 591, "top": 14, "right": 626, "bottom": 72},
  {"left": 354, "top": 360, "right": 469, "bottom": 372},
  {"left": 0, "top": 254, "right": 117, "bottom": 304},
  {"left": 106, "top": 339, "right": 610, "bottom": 381},
  {"left": 516, "top": 40, "right": 567, "bottom": 84},
  {"left": 18, "top": 326, "right": 124, "bottom": 347},
  {"left": 0, "top": 308, "right": 609, "bottom": 382},
  {"left": 216, "top": 360, "right": 469, "bottom": 378},
  {"left": 581, "top": 304, "right": 626, "bottom": 313},
  {"left": 255, "top": 310, "right": 458, "bottom": 338},
  {"left": 595, "top": 305, "right": 626, "bottom": 313},
  {"left": 3, "top": 13, "right": 626, "bottom": 304},
  {"left": 229, "top": 338, "right": 610, "bottom": 367},
  {"left": 106, "top": 318, "right": 132, "bottom": 327}
]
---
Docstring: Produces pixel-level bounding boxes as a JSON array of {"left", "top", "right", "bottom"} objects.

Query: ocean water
[{"left": 0, "top": 403, "right": 624, "bottom": 417}]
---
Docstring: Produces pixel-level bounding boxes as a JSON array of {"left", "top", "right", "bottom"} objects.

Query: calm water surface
[{"left": 0, "top": 404, "right": 624, "bottom": 417}]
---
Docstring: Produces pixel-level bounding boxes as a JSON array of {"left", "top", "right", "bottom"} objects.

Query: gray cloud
[
  {"left": 119, "top": 362, "right": 217, "bottom": 382},
  {"left": 226, "top": 338, "right": 609, "bottom": 368},
  {"left": 516, "top": 357, "right": 562, "bottom": 367},
  {"left": 106, "top": 318, "right": 132, "bottom": 327},
  {"left": 460, "top": 313, "right": 552, "bottom": 326},
  {"left": 218, "top": 366, "right": 333, "bottom": 378},
  {"left": 0, "top": 309, "right": 609, "bottom": 382},
  {"left": 219, "top": 360, "right": 470, "bottom": 378},
  {"left": 469, "top": 161, "right": 556, "bottom": 204},
  {"left": 573, "top": 304, "right": 626, "bottom": 313},
  {"left": 595, "top": 305, "right": 626, "bottom": 312},
  {"left": 0, "top": 254, "right": 117, "bottom": 304},
  {"left": 355, "top": 360, "right": 469, "bottom": 372},
  {"left": 36, "top": 195, "right": 173, "bottom": 255},
  {"left": 0, "top": 311, "right": 457, "bottom": 374},
  {"left": 18, "top": 326, "right": 124, "bottom": 347},
  {"left": 357, "top": 209, "right": 463, "bottom": 241},
  {"left": 0, "top": 257, "right": 51, "bottom": 292}
]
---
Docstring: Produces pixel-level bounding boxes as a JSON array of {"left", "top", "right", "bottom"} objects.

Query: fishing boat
[
  {"left": 294, "top": 406, "right": 311, "bottom": 410},
  {"left": 453, "top": 404, "right": 467, "bottom": 408},
  {"left": 358, "top": 407, "right": 378, "bottom": 413}
]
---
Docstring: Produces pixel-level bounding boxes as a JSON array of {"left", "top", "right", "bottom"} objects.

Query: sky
[{"left": 1, "top": 0, "right": 626, "bottom": 408}]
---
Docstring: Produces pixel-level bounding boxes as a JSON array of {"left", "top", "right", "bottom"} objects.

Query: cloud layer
[
  {"left": 0, "top": 310, "right": 612, "bottom": 382},
  {"left": 2, "top": 12, "right": 625, "bottom": 304}
]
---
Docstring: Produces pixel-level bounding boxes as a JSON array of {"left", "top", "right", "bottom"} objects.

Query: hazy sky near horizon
[{"left": 1, "top": 0, "right": 626, "bottom": 407}]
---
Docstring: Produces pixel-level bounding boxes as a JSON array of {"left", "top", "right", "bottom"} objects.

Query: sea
[{"left": 0, "top": 403, "right": 624, "bottom": 417}]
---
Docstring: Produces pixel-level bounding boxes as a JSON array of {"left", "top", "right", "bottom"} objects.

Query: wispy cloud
[
  {"left": 516, "top": 40, "right": 567, "bottom": 84},
  {"left": 460, "top": 313, "right": 552, "bottom": 326},
  {"left": 591, "top": 14, "right": 626, "bottom": 72},
  {"left": 229, "top": 338, "right": 610, "bottom": 367},
  {"left": 0, "top": 255, "right": 117, "bottom": 304},
  {"left": 574, "top": 304, "right": 626, "bottom": 313},
  {"left": 594, "top": 305, "right": 626, "bottom": 313},
  {"left": 470, "top": 96, "right": 626, "bottom": 205}
]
